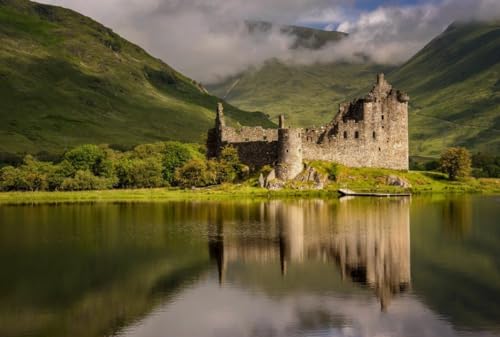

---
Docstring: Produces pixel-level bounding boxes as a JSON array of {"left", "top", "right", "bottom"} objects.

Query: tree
[
  {"left": 216, "top": 146, "right": 248, "bottom": 183},
  {"left": 115, "top": 157, "right": 165, "bottom": 188},
  {"left": 64, "top": 144, "right": 105, "bottom": 172},
  {"left": 439, "top": 147, "right": 472, "bottom": 180},
  {"left": 0, "top": 166, "right": 20, "bottom": 191},
  {"left": 174, "top": 159, "right": 217, "bottom": 187},
  {"left": 163, "top": 142, "right": 201, "bottom": 185},
  {"left": 60, "top": 170, "right": 114, "bottom": 191}
]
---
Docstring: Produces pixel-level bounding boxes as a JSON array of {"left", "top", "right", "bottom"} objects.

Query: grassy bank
[{"left": 0, "top": 168, "right": 498, "bottom": 204}]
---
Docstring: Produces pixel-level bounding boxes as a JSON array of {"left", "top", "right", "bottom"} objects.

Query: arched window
[
  {"left": 354, "top": 131, "right": 359, "bottom": 139},
  {"left": 381, "top": 115, "right": 384, "bottom": 120},
  {"left": 373, "top": 131, "right": 376, "bottom": 139},
  {"left": 343, "top": 131, "right": 348, "bottom": 139}
]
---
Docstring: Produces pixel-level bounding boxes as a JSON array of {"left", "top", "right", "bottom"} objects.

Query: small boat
[{"left": 338, "top": 188, "right": 411, "bottom": 197}]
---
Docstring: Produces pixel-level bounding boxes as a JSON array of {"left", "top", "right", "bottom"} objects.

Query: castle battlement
[{"left": 207, "top": 74, "right": 409, "bottom": 179}]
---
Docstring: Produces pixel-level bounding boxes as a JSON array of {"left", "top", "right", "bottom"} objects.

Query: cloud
[{"left": 39, "top": 0, "right": 500, "bottom": 83}]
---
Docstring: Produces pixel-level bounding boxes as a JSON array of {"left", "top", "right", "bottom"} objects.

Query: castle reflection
[{"left": 208, "top": 198, "right": 411, "bottom": 311}]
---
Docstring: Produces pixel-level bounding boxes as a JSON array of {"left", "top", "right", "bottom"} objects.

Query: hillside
[
  {"left": 0, "top": 0, "right": 274, "bottom": 155},
  {"left": 207, "top": 22, "right": 393, "bottom": 127},
  {"left": 208, "top": 60, "right": 391, "bottom": 127},
  {"left": 390, "top": 21, "right": 500, "bottom": 156},
  {"left": 209, "top": 21, "right": 500, "bottom": 157},
  {"left": 246, "top": 20, "right": 347, "bottom": 50}
]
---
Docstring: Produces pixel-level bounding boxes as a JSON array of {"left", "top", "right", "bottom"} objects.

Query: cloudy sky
[{"left": 40, "top": 0, "right": 500, "bottom": 83}]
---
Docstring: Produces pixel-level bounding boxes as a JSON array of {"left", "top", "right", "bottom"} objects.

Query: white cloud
[{"left": 39, "top": 0, "right": 500, "bottom": 83}]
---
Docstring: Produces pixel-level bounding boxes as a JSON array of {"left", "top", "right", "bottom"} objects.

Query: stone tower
[{"left": 276, "top": 115, "right": 303, "bottom": 180}]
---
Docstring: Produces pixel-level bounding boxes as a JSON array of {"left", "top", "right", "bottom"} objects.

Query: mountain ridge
[{"left": 0, "top": 0, "right": 274, "bottom": 155}]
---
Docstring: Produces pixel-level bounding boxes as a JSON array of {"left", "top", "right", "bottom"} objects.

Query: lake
[{"left": 0, "top": 195, "right": 499, "bottom": 337}]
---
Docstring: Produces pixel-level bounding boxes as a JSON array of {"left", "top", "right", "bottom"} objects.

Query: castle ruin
[{"left": 207, "top": 74, "right": 409, "bottom": 179}]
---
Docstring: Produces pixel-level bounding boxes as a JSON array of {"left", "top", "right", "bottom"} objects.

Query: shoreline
[{"left": 0, "top": 182, "right": 498, "bottom": 205}]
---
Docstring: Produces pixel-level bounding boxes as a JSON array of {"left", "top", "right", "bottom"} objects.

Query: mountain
[
  {"left": 246, "top": 20, "right": 347, "bottom": 50},
  {"left": 209, "top": 21, "right": 500, "bottom": 156},
  {"left": 0, "top": 0, "right": 274, "bottom": 155},
  {"left": 390, "top": 21, "right": 500, "bottom": 156},
  {"left": 207, "top": 60, "right": 392, "bottom": 127},
  {"left": 207, "top": 22, "right": 393, "bottom": 127}
]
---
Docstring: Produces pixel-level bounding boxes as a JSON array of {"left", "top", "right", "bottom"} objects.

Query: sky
[{"left": 39, "top": 0, "right": 500, "bottom": 84}]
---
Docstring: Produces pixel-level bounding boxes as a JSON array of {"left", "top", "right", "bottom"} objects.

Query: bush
[
  {"left": 163, "top": 142, "right": 202, "bottom": 184},
  {"left": 439, "top": 147, "right": 472, "bottom": 180},
  {"left": 471, "top": 152, "right": 500, "bottom": 178},
  {"left": 424, "top": 160, "right": 440, "bottom": 171},
  {"left": 174, "top": 159, "right": 217, "bottom": 187},
  {"left": 64, "top": 144, "right": 116, "bottom": 179},
  {"left": 0, "top": 166, "right": 20, "bottom": 191},
  {"left": 115, "top": 157, "right": 164, "bottom": 188},
  {"left": 60, "top": 170, "right": 114, "bottom": 191},
  {"left": 216, "top": 146, "right": 248, "bottom": 183}
]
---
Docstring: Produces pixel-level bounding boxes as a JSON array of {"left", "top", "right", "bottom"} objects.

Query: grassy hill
[
  {"left": 0, "top": 0, "right": 274, "bottom": 155},
  {"left": 207, "top": 22, "right": 388, "bottom": 127},
  {"left": 207, "top": 60, "right": 391, "bottom": 127},
  {"left": 209, "top": 22, "right": 500, "bottom": 156},
  {"left": 390, "top": 21, "right": 500, "bottom": 156}
]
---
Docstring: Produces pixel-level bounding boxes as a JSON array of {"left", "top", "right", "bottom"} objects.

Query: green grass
[
  {"left": 0, "top": 0, "right": 274, "bottom": 155},
  {"left": 1, "top": 168, "right": 497, "bottom": 204}
]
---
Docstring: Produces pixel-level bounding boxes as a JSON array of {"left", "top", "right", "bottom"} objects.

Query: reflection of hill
[
  {"left": 410, "top": 195, "right": 500, "bottom": 332},
  {"left": 0, "top": 203, "right": 210, "bottom": 337},
  {"left": 208, "top": 198, "right": 411, "bottom": 310}
]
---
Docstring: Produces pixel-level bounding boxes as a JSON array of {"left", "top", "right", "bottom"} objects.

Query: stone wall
[{"left": 207, "top": 74, "right": 409, "bottom": 173}]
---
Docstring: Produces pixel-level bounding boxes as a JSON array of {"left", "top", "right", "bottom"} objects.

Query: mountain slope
[
  {"left": 207, "top": 22, "right": 393, "bottom": 127},
  {"left": 390, "top": 21, "right": 500, "bottom": 156},
  {"left": 208, "top": 60, "right": 392, "bottom": 127},
  {"left": 0, "top": 0, "right": 273, "bottom": 154}
]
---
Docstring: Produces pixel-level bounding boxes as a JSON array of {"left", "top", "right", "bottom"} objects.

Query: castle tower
[
  {"left": 276, "top": 115, "right": 303, "bottom": 180},
  {"left": 216, "top": 102, "right": 225, "bottom": 128},
  {"left": 206, "top": 102, "right": 226, "bottom": 158}
]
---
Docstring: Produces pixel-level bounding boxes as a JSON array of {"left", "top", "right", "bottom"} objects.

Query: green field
[{"left": 0, "top": 0, "right": 274, "bottom": 155}]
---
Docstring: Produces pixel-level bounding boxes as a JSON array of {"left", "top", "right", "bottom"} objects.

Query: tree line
[{"left": 0, "top": 142, "right": 247, "bottom": 192}]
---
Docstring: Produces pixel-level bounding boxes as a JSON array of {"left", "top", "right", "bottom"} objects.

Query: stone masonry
[{"left": 207, "top": 74, "right": 409, "bottom": 180}]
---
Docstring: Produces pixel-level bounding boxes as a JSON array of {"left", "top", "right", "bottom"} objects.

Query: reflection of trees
[
  {"left": 441, "top": 197, "right": 473, "bottom": 238},
  {"left": 208, "top": 198, "right": 411, "bottom": 311},
  {"left": 0, "top": 203, "right": 210, "bottom": 337}
]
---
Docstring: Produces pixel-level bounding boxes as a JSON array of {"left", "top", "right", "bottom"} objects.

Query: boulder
[{"left": 386, "top": 175, "right": 411, "bottom": 188}]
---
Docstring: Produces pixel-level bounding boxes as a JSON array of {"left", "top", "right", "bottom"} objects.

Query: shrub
[
  {"left": 64, "top": 144, "right": 105, "bottom": 172},
  {"left": 60, "top": 170, "right": 114, "bottom": 191},
  {"left": 439, "top": 147, "right": 472, "bottom": 180},
  {"left": 163, "top": 142, "right": 202, "bottom": 184},
  {"left": 174, "top": 159, "right": 217, "bottom": 187},
  {"left": 0, "top": 166, "right": 20, "bottom": 191},
  {"left": 424, "top": 160, "right": 440, "bottom": 171},
  {"left": 115, "top": 157, "right": 164, "bottom": 188},
  {"left": 216, "top": 146, "right": 248, "bottom": 183}
]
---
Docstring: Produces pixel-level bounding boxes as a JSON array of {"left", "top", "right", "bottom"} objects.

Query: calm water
[{"left": 0, "top": 195, "right": 499, "bottom": 337}]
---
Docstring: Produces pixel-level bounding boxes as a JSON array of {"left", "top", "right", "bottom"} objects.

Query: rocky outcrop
[{"left": 386, "top": 175, "right": 411, "bottom": 188}]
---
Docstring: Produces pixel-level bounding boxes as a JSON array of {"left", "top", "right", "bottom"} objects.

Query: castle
[{"left": 207, "top": 74, "right": 409, "bottom": 180}]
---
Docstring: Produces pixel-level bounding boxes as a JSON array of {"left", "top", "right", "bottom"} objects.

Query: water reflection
[
  {"left": 0, "top": 196, "right": 498, "bottom": 337},
  {"left": 209, "top": 198, "right": 411, "bottom": 311}
]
